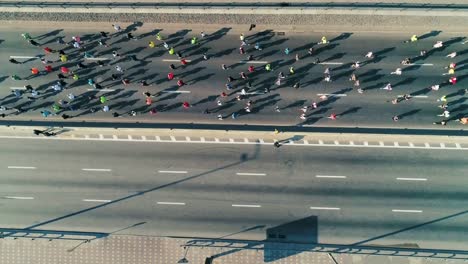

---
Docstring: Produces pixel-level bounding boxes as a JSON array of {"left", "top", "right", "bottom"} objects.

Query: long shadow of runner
[{"left": 398, "top": 109, "right": 421, "bottom": 120}]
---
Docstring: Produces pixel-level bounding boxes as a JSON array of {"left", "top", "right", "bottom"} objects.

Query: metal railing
[{"left": 1, "top": 1, "right": 467, "bottom": 10}]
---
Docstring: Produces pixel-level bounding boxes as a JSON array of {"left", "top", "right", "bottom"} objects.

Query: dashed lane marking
[
  {"left": 82, "top": 199, "right": 112, "bottom": 203},
  {"left": 397, "top": 177, "right": 427, "bottom": 181},
  {"left": 160, "top": 90, "right": 191, "bottom": 93},
  {"left": 10, "top": 55, "right": 38, "bottom": 59},
  {"left": 85, "top": 57, "right": 110, "bottom": 61},
  {"left": 310, "top": 207, "right": 341, "bottom": 210},
  {"left": 236, "top": 92, "right": 264, "bottom": 95},
  {"left": 408, "top": 63, "right": 433, "bottom": 66},
  {"left": 162, "top": 59, "right": 192, "bottom": 62},
  {"left": 8, "top": 166, "right": 36, "bottom": 169},
  {"left": 316, "top": 175, "right": 347, "bottom": 179},
  {"left": 157, "top": 202, "right": 186, "bottom": 205},
  {"left": 397, "top": 95, "right": 428, "bottom": 98},
  {"left": 232, "top": 204, "right": 261, "bottom": 208},
  {"left": 319, "top": 62, "right": 344, "bottom": 65},
  {"left": 3, "top": 196, "right": 34, "bottom": 200},
  {"left": 82, "top": 168, "right": 112, "bottom": 172},
  {"left": 392, "top": 209, "right": 423, "bottom": 213},
  {"left": 236, "top": 172, "right": 267, "bottom": 176},
  {"left": 317, "top": 93, "right": 347, "bottom": 97},
  {"left": 239, "top": 60, "right": 268, "bottom": 64},
  {"left": 87, "top": 89, "right": 116, "bottom": 92},
  {"left": 10, "top": 87, "right": 27, "bottom": 90},
  {"left": 158, "top": 170, "right": 187, "bottom": 174}
]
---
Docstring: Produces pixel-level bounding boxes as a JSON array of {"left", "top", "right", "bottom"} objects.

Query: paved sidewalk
[{"left": 0, "top": 234, "right": 464, "bottom": 264}]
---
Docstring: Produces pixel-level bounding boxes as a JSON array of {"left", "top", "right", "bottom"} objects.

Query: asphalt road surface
[
  {"left": 0, "top": 25, "right": 467, "bottom": 129},
  {"left": 1, "top": 137, "right": 467, "bottom": 251}
]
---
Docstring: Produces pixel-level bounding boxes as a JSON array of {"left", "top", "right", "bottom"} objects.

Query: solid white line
[
  {"left": 316, "top": 175, "right": 347, "bottom": 179},
  {"left": 10, "top": 55, "right": 38, "bottom": 59},
  {"left": 85, "top": 57, "right": 110, "bottom": 61},
  {"left": 82, "top": 199, "right": 112, "bottom": 203},
  {"left": 4, "top": 196, "right": 34, "bottom": 200},
  {"left": 392, "top": 209, "right": 423, "bottom": 213},
  {"left": 319, "top": 62, "right": 344, "bottom": 65},
  {"left": 8, "top": 166, "right": 36, "bottom": 169},
  {"left": 10, "top": 87, "right": 27, "bottom": 90},
  {"left": 87, "top": 89, "right": 115, "bottom": 92},
  {"left": 397, "top": 177, "right": 427, "bottom": 181},
  {"left": 163, "top": 59, "right": 192, "bottom": 62},
  {"left": 82, "top": 168, "right": 112, "bottom": 172},
  {"left": 239, "top": 60, "right": 268, "bottom": 64},
  {"left": 310, "top": 206, "right": 341, "bottom": 210},
  {"left": 236, "top": 172, "right": 267, "bottom": 176},
  {"left": 317, "top": 93, "right": 347, "bottom": 97},
  {"left": 160, "top": 90, "right": 191, "bottom": 93},
  {"left": 158, "top": 170, "right": 187, "bottom": 174},
  {"left": 157, "top": 202, "right": 186, "bottom": 205},
  {"left": 232, "top": 204, "right": 261, "bottom": 208}
]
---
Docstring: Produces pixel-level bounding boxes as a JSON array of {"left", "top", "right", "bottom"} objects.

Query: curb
[
  {"left": 1, "top": 120, "right": 467, "bottom": 137},
  {"left": 2, "top": 2, "right": 468, "bottom": 16}
]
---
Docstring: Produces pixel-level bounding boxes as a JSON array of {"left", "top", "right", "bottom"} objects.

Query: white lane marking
[
  {"left": 158, "top": 170, "right": 187, "bottom": 174},
  {"left": 160, "top": 90, "right": 191, "bottom": 93},
  {"left": 2, "top": 135, "right": 468, "bottom": 151},
  {"left": 310, "top": 206, "right": 341, "bottom": 210},
  {"left": 397, "top": 177, "right": 427, "bottom": 181},
  {"left": 10, "top": 55, "right": 38, "bottom": 59},
  {"left": 392, "top": 209, "right": 423, "bottom": 213},
  {"left": 82, "top": 168, "right": 112, "bottom": 172},
  {"left": 87, "top": 89, "right": 115, "bottom": 92},
  {"left": 163, "top": 59, "right": 192, "bottom": 62},
  {"left": 4, "top": 196, "right": 34, "bottom": 200},
  {"left": 8, "top": 166, "right": 36, "bottom": 169},
  {"left": 10, "top": 87, "right": 27, "bottom": 90},
  {"left": 236, "top": 172, "right": 267, "bottom": 176},
  {"left": 236, "top": 92, "right": 264, "bottom": 95},
  {"left": 317, "top": 93, "right": 347, "bottom": 97},
  {"left": 397, "top": 95, "right": 428, "bottom": 98},
  {"left": 82, "top": 199, "right": 112, "bottom": 203},
  {"left": 157, "top": 201, "right": 186, "bottom": 205},
  {"left": 239, "top": 60, "right": 268, "bottom": 64},
  {"left": 85, "top": 57, "right": 110, "bottom": 61},
  {"left": 316, "top": 175, "right": 347, "bottom": 179},
  {"left": 408, "top": 63, "right": 433, "bottom": 66},
  {"left": 319, "top": 62, "right": 344, "bottom": 65},
  {"left": 232, "top": 204, "right": 261, "bottom": 208}
]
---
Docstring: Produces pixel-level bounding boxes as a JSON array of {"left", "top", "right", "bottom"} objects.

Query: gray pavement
[
  {"left": 1, "top": 136, "right": 467, "bottom": 252},
  {"left": 0, "top": 23, "right": 467, "bottom": 131}
]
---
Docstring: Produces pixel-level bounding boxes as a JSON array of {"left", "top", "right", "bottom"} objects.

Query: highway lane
[
  {"left": 0, "top": 138, "right": 467, "bottom": 250},
  {"left": 0, "top": 26, "right": 466, "bottom": 128}
]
